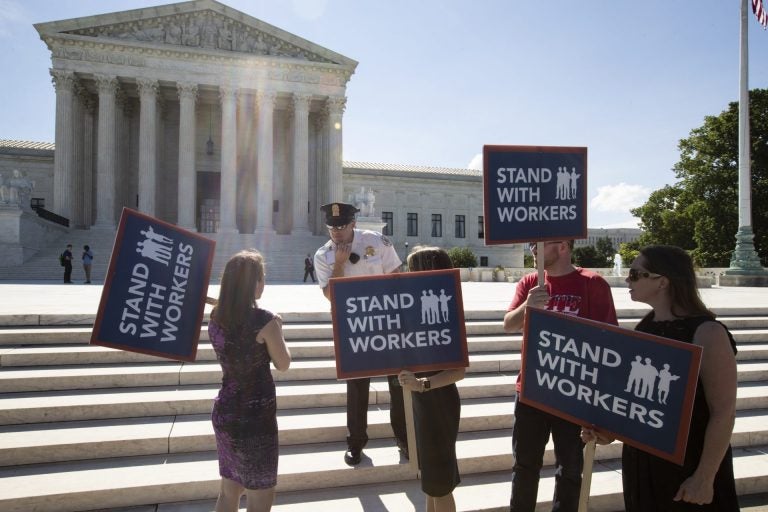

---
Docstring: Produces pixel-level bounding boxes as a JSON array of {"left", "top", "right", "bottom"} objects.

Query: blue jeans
[{"left": 510, "top": 399, "right": 583, "bottom": 512}]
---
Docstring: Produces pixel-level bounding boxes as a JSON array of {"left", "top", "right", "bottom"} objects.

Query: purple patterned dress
[{"left": 209, "top": 308, "right": 278, "bottom": 489}]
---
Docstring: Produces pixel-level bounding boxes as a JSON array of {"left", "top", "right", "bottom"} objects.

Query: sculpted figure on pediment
[{"left": 65, "top": 12, "right": 332, "bottom": 62}]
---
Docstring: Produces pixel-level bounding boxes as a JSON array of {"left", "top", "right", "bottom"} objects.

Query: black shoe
[
  {"left": 396, "top": 439, "right": 409, "bottom": 460},
  {"left": 344, "top": 448, "right": 362, "bottom": 466}
]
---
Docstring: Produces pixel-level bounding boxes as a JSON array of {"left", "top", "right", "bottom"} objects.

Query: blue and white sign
[
  {"left": 521, "top": 308, "right": 702, "bottom": 465},
  {"left": 330, "top": 269, "right": 469, "bottom": 379},
  {"left": 483, "top": 145, "right": 587, "bottom": 244},
  {"left": 91, "top": 208, "right": 215, "bottom": 362}
]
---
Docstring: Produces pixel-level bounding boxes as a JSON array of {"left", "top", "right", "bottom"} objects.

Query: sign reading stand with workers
[
  {"left": 483, "top": 145, "right": 587, "bottom": 244},
  {"left": 521, "top": 308, "right": 702, "bottom": 465},
  {"left": 330, "top": 269, "right": 469, "bottom": 379},
  {"left": 91, "top": 208, "right": 215, "bottom": 362}
]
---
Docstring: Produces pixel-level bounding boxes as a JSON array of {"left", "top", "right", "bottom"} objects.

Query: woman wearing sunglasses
[{"left": 584, "top": 245, "right": 739, "bottom": 510}]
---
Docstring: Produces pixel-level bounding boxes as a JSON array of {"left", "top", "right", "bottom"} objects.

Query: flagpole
[{"left": 722, "top": 0, "right": 768, "bottom": 284}]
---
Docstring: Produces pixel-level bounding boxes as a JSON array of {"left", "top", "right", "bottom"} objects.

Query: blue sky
[{"left": 1, "top": 0, "right": 767, "bottom": 228}]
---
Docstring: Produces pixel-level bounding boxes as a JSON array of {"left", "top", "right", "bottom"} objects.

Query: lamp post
[{"left": 403, "top": 241, "right": 409, "bottom": 270}]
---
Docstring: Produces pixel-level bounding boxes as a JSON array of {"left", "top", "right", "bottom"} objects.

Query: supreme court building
[{"left": 1, "top": 0, "right": 523, "bottom": 279}]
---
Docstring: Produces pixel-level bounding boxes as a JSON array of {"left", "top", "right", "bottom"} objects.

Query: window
[
  {"left": 431, "top": 214, "right": 442, "bottom": 237},
  {"left": 382, "top": 211, "right": 393, "bottom": 236},
  {"left": 480, "top": 256, "right": 488, "bottom": 267},
  {"left": 407, "top": 213, "right": 418, "bottom": 237},
  {"left": 455, "top": 215, "right": 465, "bottom": 238},
  {"left": 478, "top": 216, "right": 484, "bottom": 239}
]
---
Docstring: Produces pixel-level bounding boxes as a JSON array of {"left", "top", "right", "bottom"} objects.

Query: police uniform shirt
[{"left": 314, "top": 229, "right": 402, "bottom": 289}]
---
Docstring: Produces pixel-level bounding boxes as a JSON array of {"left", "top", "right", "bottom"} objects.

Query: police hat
[{"left": 320, "top": 202, "right": 359, "bottom": 227}]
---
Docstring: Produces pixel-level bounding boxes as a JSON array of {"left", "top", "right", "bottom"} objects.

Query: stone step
[
  {"left": 0, "top": 373, "right": 516, "bottom": 425},
  {"left": 0, "top": 396, "right": 514, "bottom": 466},
  {"left": 0, "top": 352, "right": 521, "bottom": 392},
  {"left": 0, "top": 427, "right": 765, "bottom": 512},
  {"left": 0, "top": 335, "right": 522, "bottom": 366},
  {"left": 3, "top": 399, "right": 767, "bottom": 469},
  {"left": 3, "top": 355, "right": 768, "bottom": 394}
]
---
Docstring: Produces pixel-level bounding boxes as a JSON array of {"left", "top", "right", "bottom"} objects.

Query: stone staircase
[
  {"left": 0, "top": 226, "right": 329, "bottom": 283},
  {"left": 1, "top": 310, "right": 768, "bottom": 511}
]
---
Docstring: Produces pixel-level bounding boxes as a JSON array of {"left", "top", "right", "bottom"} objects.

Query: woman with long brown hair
[{"left": 209, "top": 249, "right": 291, "bottom": 512}]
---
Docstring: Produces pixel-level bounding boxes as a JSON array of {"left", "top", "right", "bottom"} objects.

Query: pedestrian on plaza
[
  {"left": 313, "top": 201, "right": 408, "bottom": 466},
  {"left": 397, "top": 245, "right": 464, "bottom": 512},
  {"left": 582, "top": 245, "right": 739, "bottom": 511},
  {"left": 61, "top": 244, "right": 73, "bottom": 284},
  {"left": 208, "top": 249, "right": 292, "bottom": 512},
  {"left": 503, "top": 240, "right": 618, "bottom": 512},
  {"left": 82, "top": 245, "right": 93, "bottom": 284},
  {"left": 303, "top": 253, "right": 316, "bottom": 283}
]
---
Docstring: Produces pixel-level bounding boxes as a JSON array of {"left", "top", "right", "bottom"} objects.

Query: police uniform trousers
[{"left": 347, "top": 375, "right": 407, "bottom": 450}]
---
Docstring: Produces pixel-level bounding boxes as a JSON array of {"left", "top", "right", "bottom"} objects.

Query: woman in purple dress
[{"left": 209, "top": 250, "right": 291, "bottom": 512}]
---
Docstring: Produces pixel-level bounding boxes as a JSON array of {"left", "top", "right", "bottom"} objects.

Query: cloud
[
  {"left": 0, "top": 0, "right": 28, "bottom": 39},
  {"left": 590, "top": 183, "right": 651, "bottom": 213},
  {"left": 467, "top": 153, "right": 482, "bottom": 171}
]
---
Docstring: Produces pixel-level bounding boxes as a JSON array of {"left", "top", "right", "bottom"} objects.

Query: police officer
[{"left": 314, "top": 202, "right": 408, "bottom": 466}]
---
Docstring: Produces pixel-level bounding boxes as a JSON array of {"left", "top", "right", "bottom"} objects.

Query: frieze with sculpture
[{"left": 65, "top": 11, "right": 333, "bottom": 64}]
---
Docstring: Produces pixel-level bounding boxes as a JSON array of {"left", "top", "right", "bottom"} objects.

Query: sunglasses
[
  {"left": 628, "top": 268, "right": 662, "bottom": 282},
  {"left": 327, "top": 224, "right": 349, "bottom": 231}
]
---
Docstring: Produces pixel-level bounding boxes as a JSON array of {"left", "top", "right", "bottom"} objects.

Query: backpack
[{"left": 59, "top": 253, "right": 65, "bottom": 267}]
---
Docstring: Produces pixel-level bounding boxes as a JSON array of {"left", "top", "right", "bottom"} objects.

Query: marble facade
[{"left": 36, "top": 0, "right": 357, "bottom": 234}]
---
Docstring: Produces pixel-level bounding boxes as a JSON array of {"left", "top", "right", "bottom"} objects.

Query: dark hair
[
  {"left": 407, "top": 246, "right": 453, "bottom": 271},
  {"left": 639, "top": 245, "right": 712, "bottom": 318},
  {"left": 212, "top": 249, "right": 265, "bottom": 335},
  {"left": 83, "top": 245, "right": 90, "bottom": 251}
]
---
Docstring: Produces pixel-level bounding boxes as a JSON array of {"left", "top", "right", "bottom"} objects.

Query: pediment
[{"left": 35, "top": 0, "right": 357, "bottom": 68}]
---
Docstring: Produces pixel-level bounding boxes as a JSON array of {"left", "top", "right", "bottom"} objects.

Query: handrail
[{"left": 32, "top": 206, "right": 69, "bottom": 228}]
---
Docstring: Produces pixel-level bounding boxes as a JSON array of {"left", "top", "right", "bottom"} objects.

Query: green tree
[
  {"left": 631, "top": 88, "right": 768, "bottom": 266},
  {"left": 618, "top": 241, "right": 641, "bottom": 267},
  {"left": 594, "top": 237, "right": 615, "bottom": 267},
  {"left": 572, "top": 246, "right": 605, "bottom": 268},
  {"left": 447, "top": 246, "right": 477, "bottom": 268}
]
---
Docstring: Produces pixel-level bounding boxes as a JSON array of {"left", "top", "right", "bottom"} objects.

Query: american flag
[{"left": 755, "top": 0, "right": 768, "bottom": 28}]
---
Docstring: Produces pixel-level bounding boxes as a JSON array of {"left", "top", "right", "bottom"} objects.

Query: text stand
[
  {"left": 578, "top": 439, "right": 596, "bottom": 512},
  {"left": 403, "top": 389, "right": 420, "bottom": 475}
]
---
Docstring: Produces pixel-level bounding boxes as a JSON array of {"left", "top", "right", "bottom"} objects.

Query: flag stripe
[{"left": 754, "top": 0, "right": 768, "bottom": 28}]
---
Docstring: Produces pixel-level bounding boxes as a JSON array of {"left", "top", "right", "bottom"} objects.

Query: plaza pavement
[{"left": 0, "top": 280, "right": 765, "bottom": 322}]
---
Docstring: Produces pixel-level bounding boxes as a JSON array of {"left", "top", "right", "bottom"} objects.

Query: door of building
[{"left": 197, "top": 172, "right": 220, "bottom": 233}]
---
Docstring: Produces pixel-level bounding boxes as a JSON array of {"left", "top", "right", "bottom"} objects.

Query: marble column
[
  {"left": 219, "top": 85, "right": 239, "bottom": 233},
  {"left": 291, "top": 93, "right": 311, "bottom": 234},
  {"left": 50, "top": 69, "right": 76, "bottom": 222},
  {"left": 177, "top": 82, "right": 198, "bottom": 231},
  {"left": 94, "top": 74, "right": 119, "bottom": 228},
  {"left": 137, "top": 78, "right": 158, "bottom": 216},
  {"left": 312, "top": 113, "right": 328, "bottom": 232},
  {"left": 115, "top": 90, "right": 130, "bottom": 219},
  {"left": 71, "top": 82, "right": 85, "bottom": 227},
  {"left": 255, "top": 90, "right": 276, "bottom": 234},
  {"left": 325, "top": 96, "right": 346, "bottom": 204},
  {"left": 82, "top": 95, "right": 96, "bottom": 227}
]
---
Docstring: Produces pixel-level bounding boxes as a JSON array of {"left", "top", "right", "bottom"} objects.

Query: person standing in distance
[
  {"left": 503, "top": 240, "right": 618, "bottom": 512},
  {"left": 62, "top": 244, "right": 73, "bottom": 284},
  {"left": 313, "top": 202, "right": 408, "bottom": 466}
]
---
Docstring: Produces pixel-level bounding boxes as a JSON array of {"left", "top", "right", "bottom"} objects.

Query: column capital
[
  {"left": 136, "top": 77, "right": 159, "bottom": 98},
  {"left": 177, "top": 81, "right": 199, "bottom": 101},
  {"left": 94, "top": 74, "right": 119, "bottom": 95},
  {"left": 325, "top": 96, "right": 346, "bottom": 116},
  {"left": 256, "top": 90, "right": 277, "bottom": 109},
  {"left": 50, "top": 69, "right": 76, "bottom": 92},
  {"left": 292, "top": 93, "right": 312, "bottom": 113},
  {"left": 219, "top": 84, "right": 239, "bottom": 103}
]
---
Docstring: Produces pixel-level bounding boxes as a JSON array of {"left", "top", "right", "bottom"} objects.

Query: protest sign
[
  {"left": 91, "top": 208, "right": 215, "bottom": 362},
  {"left": 521, "top": 308, "right": 702, "bottom": 464},
  {"left": 330, "top": 269, "right": 468, "bottom": 379},
  {"left": 483, "top": 145, "right": 587, "bottom": 244}
]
